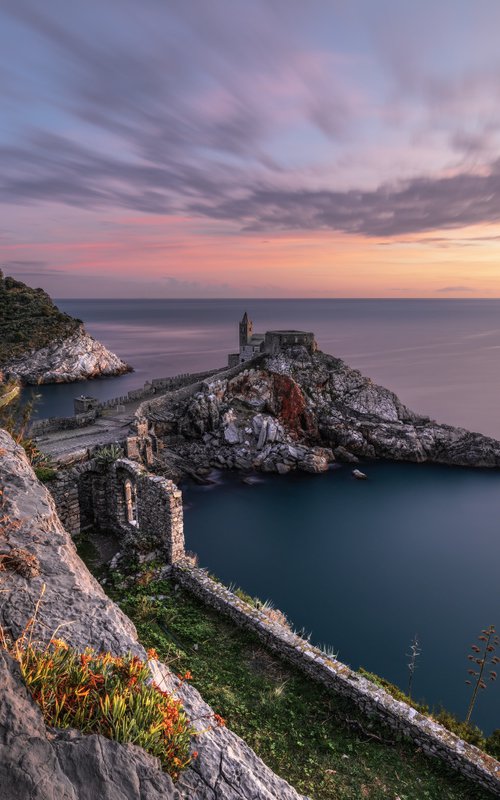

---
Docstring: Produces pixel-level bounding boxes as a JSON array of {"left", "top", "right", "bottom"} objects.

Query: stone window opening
[{"left": 124, "top": 478, "right": 138, "bottom": 526}]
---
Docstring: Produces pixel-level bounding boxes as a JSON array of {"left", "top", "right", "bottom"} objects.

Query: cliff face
[
  {"left": 144, "top": 347, "right": 500, "bottom": 471},
  {"left": 0, "top": 272, "right": 131, "bottom": 383},
  {"left": 2, "top": 325, "right": 131, "bottom": 384},
  {"left": 0, "top": 430, "right": 306, "bottom": 800}
]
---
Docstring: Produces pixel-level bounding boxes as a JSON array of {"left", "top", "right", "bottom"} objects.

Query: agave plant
[
  {"left": 94, "top": 443, "right": 124, "bottom": 467},
  {"left": 465, "top": 624, "right": 499, "bottom": 724}
]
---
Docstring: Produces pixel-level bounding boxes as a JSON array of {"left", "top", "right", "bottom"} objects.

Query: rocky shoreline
[
  {"left": 1, "top": 325, "right": 131, "bottom": 385},
  {"left": 140, "top": 347, "right": 500, "bottom": 479}
]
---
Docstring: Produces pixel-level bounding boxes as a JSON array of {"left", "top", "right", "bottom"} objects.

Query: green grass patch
[
  {"left": 105, "top": 573, "right": 495, "bottom": 800},
  {"left": 34, "top": 466, "right": 58, "bottom": 482}
]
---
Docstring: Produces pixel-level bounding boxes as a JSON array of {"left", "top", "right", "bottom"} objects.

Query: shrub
[
  {"left": 34, "top": 466, "right": 57, "bottom": 482},
  {"left": 0, "top": 382, "right": 52, "bottom": 470},
  {"left": 433, "top": 708, "right": 486, "bottom": 750},
  {"left": 486, "top": 729, "right": 500, "bottom": 758},
  {"left": 7, "top": 638, "right": 194, "bottom": 779}
]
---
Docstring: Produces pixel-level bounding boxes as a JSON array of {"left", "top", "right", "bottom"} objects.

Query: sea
[{"left": 36, "top": 299, "right": 500, "bottom": 733}]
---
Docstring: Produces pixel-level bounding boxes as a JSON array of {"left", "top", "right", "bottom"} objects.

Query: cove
[{"left": 183, "top": 462, "right": 500, "bottom": 734}]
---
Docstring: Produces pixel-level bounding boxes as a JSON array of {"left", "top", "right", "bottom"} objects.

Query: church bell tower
[{"left": 239, "top": 311, "right": 252, "bottom": 347}]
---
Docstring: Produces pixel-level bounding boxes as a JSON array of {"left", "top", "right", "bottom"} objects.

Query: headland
[{"left": 0, "top": 272, "right": 131, "bottom": 384}]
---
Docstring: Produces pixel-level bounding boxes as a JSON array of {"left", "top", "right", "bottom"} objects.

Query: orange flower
[{"left": 50, "top": 638, "right": 69, "bottom": 651}]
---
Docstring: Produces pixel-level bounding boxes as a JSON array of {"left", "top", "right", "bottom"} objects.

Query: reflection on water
[{"left": 183, "top": 462, "right": 500, "bottom": 734}]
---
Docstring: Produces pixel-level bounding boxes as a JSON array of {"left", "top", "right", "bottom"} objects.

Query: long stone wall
[
  {"left": 30, "top": 361, "right": 249, "bottom": 437},
  {"left": 139, "top": 356, "right": 265, "bottom": 422},
  {"left": 29, "top": 368, "right": 226, "bottom": 437},
  {"left": 30, "top": 409, "right": 98, "bottom": 436},
  {"left": 173, "top": 562, "right": 500, "bottom": 797}
]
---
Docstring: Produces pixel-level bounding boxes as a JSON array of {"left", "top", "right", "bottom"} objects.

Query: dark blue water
[
  {"left": 183, "top": 463, "right": 500, "bottom": 734},
  {"left": 32, "top": 299, "right": 500, "bottom": 732},
  {"left": 35, "top": 299, "right": 500, "bottom": 439}
]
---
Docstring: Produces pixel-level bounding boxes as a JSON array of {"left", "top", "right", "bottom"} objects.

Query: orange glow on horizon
[{"left": 4, "top": 212, "right": 500, "bottom": 298}]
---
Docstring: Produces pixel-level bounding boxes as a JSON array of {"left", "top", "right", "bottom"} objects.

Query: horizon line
[{"left": 54, "top": 296, "right": 498, "bottom": 302}]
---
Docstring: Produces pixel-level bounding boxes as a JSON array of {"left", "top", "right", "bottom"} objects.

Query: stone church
[{"left": 228, "top": 312, "right": 317, "bottom": 366}]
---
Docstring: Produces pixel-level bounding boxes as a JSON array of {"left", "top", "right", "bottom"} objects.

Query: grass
[
  {"left": 34, "top": 465, "right": 58, "bottom": 482},
  {"left": 104, "top": 571, "right": 496, "bottom": 800}
]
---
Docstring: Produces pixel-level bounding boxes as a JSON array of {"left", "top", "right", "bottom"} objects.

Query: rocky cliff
[
  {"left": 0, "top": 429, "right": 306, "bottom": 800},
  {"left": 143, "top": 347, "right": 500, "bottom": 473},
  {"left": 0, "top": 272, "right": 131, "bottom": 383},
  {"left": 2, "top": 326, "right": 131, "bottom": 384}
]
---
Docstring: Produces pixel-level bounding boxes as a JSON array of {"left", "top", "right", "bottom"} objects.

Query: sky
[{"left": 2, "top": 0, "right": 500, "bottom": 298}]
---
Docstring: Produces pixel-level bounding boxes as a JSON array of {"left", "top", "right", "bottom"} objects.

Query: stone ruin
[{"left": 50, "top": 455, "right": 184, "bottom": 565}]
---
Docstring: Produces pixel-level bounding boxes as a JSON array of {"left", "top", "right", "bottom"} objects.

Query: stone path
[{"left": 35, "top": 408, "right": 136, "bottom": 462}]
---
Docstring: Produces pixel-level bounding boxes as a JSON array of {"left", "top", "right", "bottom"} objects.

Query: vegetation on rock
[
  {"left": 33, "top": 465, "right": 58, "bottom": 482},
  {"left": 1, "top": 630, "right": 194, "bottom": 780},
  {"left": 0, "top": 380, "right": 52, "bottom": 470},
  {"left": 0, "top": 270, "right": 80, "bottom": 365},
  {"left": 94, "top": 443, "right": 125, "bottom": 467}
]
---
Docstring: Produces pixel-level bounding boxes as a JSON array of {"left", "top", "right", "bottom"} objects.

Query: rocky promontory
[
  {"left": 0, "top": 271, "right": 131, "bottom": 384},
  {"left": 142, "top": 346, "right": 500, "bottom": 474},
  {"left": 2, "top": 326, "right": 132, "bottom": 385}
]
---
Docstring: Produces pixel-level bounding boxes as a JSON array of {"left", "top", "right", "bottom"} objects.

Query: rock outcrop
[
  {"left": 0, "top": 651, "right": 180, "bottom": 800},
  {"left": 0, "top": 272, "right": 130, "bottom": 384},
  {"left": 0, "top": 429, "right": 306, "bottom": 800},
  {"left": 143, "top": 348, "right": 500, "bottom": 472},
  {"left": 2, "top": 325, "right": 131, "bottom": 384}
]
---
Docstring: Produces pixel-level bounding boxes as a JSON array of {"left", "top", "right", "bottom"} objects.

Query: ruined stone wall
[
  {"left": 134, "top": 471, "right": 184, "bottom": 563},
  {"left": 29, "top": 369, "right": 226, "bottom": 437},
  {"left": 30, "top": 410, "right": 98, "bottom": 436},
  {"left": 48, "top": 457, "right": 185, "bottom": 564},
  {"left": 48, "top": 472, "right": 81, "bottom": 538},
  {"left": 173, "top": 562, "right": 500, "bottom": 797}
]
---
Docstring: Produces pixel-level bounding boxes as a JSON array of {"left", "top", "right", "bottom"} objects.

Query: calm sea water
[
  {"left": 36, "top": 299, "right": 500, "bottom": 439},
  {"left": 184, "top": 463, "right": 500, "bottom": 734},
  {"left": 34, "top": 299, "right": 500, "bottom": 732}
]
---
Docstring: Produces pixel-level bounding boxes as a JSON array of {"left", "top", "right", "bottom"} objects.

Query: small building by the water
[{"left": 228, "top": 312, "right": 317, "bottom": 366}]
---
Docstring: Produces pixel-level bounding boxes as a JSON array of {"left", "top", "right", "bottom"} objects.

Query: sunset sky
[{"left": 2, "top": 0, "right": 500, "bottom": 297}]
